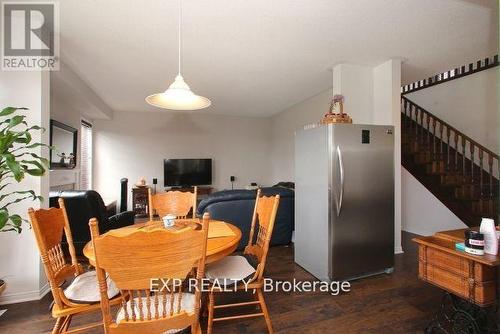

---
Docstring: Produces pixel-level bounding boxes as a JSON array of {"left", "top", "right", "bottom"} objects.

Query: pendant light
[{"left": 146, "top": 0, "right": 211, "bottom": 110}]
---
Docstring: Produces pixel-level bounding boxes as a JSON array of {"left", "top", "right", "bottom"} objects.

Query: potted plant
[{"left": 0, "top": 106, "right": 50, "bottom": 294}]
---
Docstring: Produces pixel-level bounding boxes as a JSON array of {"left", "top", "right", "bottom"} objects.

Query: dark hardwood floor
[{"left": 0, "top": 232, "right": 440, "bottom": 333}]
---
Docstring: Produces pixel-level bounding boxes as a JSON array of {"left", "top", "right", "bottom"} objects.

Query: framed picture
[{"left": 49, "top": 120, "right": 78, "bottom": 169}]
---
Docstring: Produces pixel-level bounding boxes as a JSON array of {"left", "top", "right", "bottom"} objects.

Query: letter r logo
[{"left": 3, "top": 3, "right": 55, "bottom": 56}]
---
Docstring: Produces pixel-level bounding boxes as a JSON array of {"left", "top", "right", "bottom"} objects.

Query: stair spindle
[
  {"left": 462, "top": 137, "right": 466, "bottom": 184},
  {"left": 409, "top": 105, "right": 413, "bottom": 134},
  {"left": 454, "top": 132, "right": 459, "bottom": 171},
  {"left": 403, "top": 100, "right": 408, "bottom": 126},
  {"left": 432, "top": 118, "right": 437, "bottom": 160},
  {"left": 488, "top": 155, "right": 493, "bottom": 199},
  {"left": 446, "top": 127, "right": 451, "bottom": 171},
  {"left": 470, "top": 144, "right": 475, "bottom": 183},
  {"left": 439, "top": 122, "right": 444, "bottom": 158},
  {"left": 419, "top": 108, "right": 424, "bottom": 144},
  {"left": 415, "top": 107, "right": 419, "bottom": 139},
  {"left": 426, "top": 113, "right": 431, "bottom": 146},
  {"left": 479, "top": 150, "right": 484, "bottom": 198}
]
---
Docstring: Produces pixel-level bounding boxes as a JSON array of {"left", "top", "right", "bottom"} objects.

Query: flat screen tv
[{"left": 164, "top": 159, "right": 212, "bottom": 187}]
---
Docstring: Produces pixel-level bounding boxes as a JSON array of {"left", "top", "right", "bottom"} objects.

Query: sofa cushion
[
  {"left": 196, "top": 187, "right": 294, "bottom": 215},
  {"left": 197, "top": 187, "right": 294, "bottom": 250}
]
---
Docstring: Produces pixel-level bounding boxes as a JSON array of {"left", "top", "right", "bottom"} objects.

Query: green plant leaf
[
  {"left": 9, "top": 214, "right": 22, "bottom": 229},
  {"left": 25, "top": 168, "right": 45, "bottom": 176},
  {"left": 0, "top": 107, "right": 27, "bottom": 117},
  {"left": 5, "top": 154, "right": 23, "bottom": 182},
  {"left": 29, "top": 153, "right": 49, "bottom": 167},
  {"left": 6, "top": 115, "right": 26, "bottom": 130},
  {"left": 0, "top": 190, "right": 37, "bottom": 202},
  {"left": 14, "top": 131, "right": 32, "bottom": 144},
  {"left": 0, "top": 209, "right": 8, "bottom": 231},
  {"left": 24, "top": 142, "right": 51, "bottom": 149},
  {"left": 1, "top": 195, "right": 38, "bottom": 208}
]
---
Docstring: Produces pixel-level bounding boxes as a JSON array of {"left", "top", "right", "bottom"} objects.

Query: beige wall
[
  {"left": 0, "top": 71, "right": 50, "bottom": 305},
  {"left": 402, "top": 168, "right": 466, "bottom": 236},
  {"left": 406, "top": 67, "right": 498, "bottom": 153},
  {"left": 93, "top": 111, "right": 272, "bottom": 204},
  {"left": 269, "top": 89, "right": 333, "bottom": 184}
]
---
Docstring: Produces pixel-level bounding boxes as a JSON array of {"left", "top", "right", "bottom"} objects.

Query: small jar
[{"left": 464, "top": 230, "right": 485, "bottom": 256}]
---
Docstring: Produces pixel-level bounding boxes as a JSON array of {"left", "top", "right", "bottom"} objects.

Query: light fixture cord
[{"left": 178, "top": 0, "right": 182, "bottom": 75}]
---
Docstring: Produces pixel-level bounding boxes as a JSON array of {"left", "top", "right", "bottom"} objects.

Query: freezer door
[
  {"left": 329, "top": 124, "right": 394, "bottom": 280},
  {"left": 294, "top": 125, "right": 331, "bottom": 281}
]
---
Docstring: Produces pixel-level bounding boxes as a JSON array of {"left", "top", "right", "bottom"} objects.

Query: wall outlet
[{"left": 230, "top": 176, "right": 235, "bottom": 182}]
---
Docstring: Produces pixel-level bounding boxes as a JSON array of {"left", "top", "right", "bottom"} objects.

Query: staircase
[{"left": 401, "top": 96, "right": 499, "bottom": 227}]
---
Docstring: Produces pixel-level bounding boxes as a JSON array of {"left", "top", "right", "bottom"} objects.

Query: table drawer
[
  {"left": 423, "top": 247, "right": 495, "bottom": 281},
  {"left": 418, "top": 245, "right": 497, "bottom": 306}
]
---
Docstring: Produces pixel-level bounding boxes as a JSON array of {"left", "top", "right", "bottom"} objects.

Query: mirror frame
[{"left": 49, "top": 119, "right": 78, "bottom": 169}]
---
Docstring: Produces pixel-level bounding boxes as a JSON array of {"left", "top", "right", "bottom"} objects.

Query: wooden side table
[
  {"left": 132, "top": 186, "right": 149, "bottom": 218},
  {"left": 413, "top": 229, "right": 500, "bottom": 333}
]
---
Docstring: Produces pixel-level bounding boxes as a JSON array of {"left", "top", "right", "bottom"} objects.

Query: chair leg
[
  {"left": 61, "top": 315, "right": 72, "bottom": 333},
  {"left": 207, "top": 291, "right": 215, "bottom": 334},
  {"left": 51, "top": 316, "right": 65, "bottom": 334},
  {"left": 257, "top": 288, "right": 274, "bottom": 334},
  {"left": 191, "top": 321, "right": 202, "bottom": 334}
]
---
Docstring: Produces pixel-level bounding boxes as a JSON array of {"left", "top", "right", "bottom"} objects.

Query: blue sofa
[{"left": 196, "top": 187, "right": 294, "bottom": 250}]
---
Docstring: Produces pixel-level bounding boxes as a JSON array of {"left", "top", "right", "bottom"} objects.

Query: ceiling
[{"left": 56, "top": 0, "right": 498, "bottom": 117}]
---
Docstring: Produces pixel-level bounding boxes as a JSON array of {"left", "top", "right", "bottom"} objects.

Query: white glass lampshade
[{"left": 145, "top": 74, "right": 211, "bottom": 110}]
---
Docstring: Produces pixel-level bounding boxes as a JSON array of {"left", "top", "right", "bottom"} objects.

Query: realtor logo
[{"left": 2, "top": 1, "right": 59, "bottom": 70}]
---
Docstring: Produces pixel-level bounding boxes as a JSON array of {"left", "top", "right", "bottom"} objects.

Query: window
[{"left": 80, "top": 120, "right": 93, "bottom": 190}]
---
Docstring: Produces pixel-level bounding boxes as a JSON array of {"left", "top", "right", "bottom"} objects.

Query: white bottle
[{"left": 479, "top": 218, "right": 498, "bottom": 256}]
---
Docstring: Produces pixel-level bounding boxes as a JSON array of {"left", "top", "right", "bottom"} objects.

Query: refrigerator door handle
[{"left": 336, "top": 145, "right": 344, "bottom": 217}]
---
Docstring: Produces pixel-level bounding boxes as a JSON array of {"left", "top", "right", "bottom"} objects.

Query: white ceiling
[{"left": 56, "top": 0, "right": 498, "bottom": 117}]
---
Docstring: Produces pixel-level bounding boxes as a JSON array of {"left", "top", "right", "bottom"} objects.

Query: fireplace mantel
[{"left": 50, "top": 169, "right": 80, "bottom": 191}]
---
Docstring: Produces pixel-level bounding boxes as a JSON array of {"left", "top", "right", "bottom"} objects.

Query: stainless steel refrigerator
[{"left": 294, "top": 123, "right": 394, "bottom": 281}]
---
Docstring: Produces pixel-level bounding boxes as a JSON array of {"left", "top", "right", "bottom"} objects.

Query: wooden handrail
[
  {"left": 401, "top": 55, "right": 499, "bottom": 95},
  {"left": 401, "top": 96, "right": 499, "bottom": 161}
]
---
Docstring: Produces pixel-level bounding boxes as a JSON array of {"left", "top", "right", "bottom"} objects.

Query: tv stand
[{"left": 167, "top": 186, "right": 213, "bottom": 196}]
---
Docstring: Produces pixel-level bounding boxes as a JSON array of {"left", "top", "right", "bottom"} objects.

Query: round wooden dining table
[{"left": 83, "top": 219, "right": 242, "bottom": 266}]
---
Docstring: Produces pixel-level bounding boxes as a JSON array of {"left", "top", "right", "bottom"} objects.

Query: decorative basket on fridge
[{"left": 320, "top": 94, "right": 352, "bottom": 124}]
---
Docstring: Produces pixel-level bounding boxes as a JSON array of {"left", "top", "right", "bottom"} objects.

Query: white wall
[
  {"left": 93, "top": 111, "right": 272, "bottom": 204},
  {"left": 269, "top": 89, "right": 333, "bottom": 183},
  {"left": 406, "top": 67, "right": 498, "bottom": 154},
  {"left": 0, "top": 71, "right": 50, "bottom": 305},
  {"left": 402, "top": 168, "right": 467, "bottom": 235},
  {"left": 332, "top": 64, "right": 374, "bottom": 124}
]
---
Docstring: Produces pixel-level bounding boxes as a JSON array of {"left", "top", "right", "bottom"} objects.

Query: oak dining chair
[
  {"left": 148, "top": 186, "right": 198, "bottom": 220},
  {"left": 28, "top": 198, "right": 122, "bottom": 334},
  {"left": 205, "top": 189, "right": 280, "bottom": 334},
  {"left": 89, "top": 212, "right": 211, "bottom": 334}
]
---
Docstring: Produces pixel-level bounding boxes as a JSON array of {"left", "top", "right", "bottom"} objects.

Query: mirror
[{"left": 50, "top": 120, "right": 77, "bottom": 169}]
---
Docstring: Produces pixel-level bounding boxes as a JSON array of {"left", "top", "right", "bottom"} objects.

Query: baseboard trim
[
  {"left": 394, "top": 245, "right": 404, "bottom": 254},
  {"left": 0, "top": 282, "right": 50, "bottom": 305}
]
